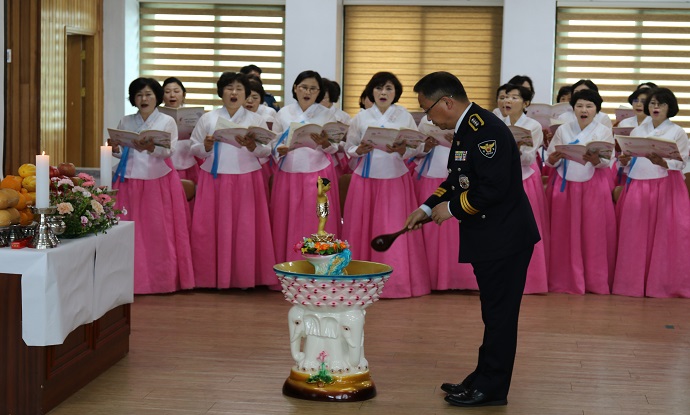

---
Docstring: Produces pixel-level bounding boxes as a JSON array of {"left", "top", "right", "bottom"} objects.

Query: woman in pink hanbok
[
  {"left": 110, "top": 77, "right": 194, "bottom": 294},
  {"left": 545, "top": 89, "right": 616, "bottom": 295},
  {"left": 162, "top": 77, "right": 201, "bottom": 185},
  {"left": 612, "top": 88, "right": 690, "bottom": 298},
  {"left": 342, "top": 71, "right": 431, "bottom": 298},
  {"left": 414, "top": 115, "right": 477, "bottom": 291},
  {"left": 270, "top": 70, "right": 341, "bottom": 263},
  {"left": 189, "top": 72, "right": 276, "bottom": 289},
  {"left": 500, "top": 84, "right": 549, "bottom": 294}
]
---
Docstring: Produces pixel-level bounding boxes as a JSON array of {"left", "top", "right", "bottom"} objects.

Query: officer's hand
[
  {"left": 405, "top": 208, "right": 428, "bottom": 230},
  {"left": 431, "top": 202, "right": 453, "bottom": 225}
]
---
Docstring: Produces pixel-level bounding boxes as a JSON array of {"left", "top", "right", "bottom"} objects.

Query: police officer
[{"left": 406, "top": 71, "right": 540, "bottom": 407}]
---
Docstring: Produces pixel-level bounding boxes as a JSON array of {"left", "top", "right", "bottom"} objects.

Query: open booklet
[
  {"left": 526, "top": 102, "right": 572, "bottom": 130},
  {"left": 614, "top": 135, "right": 683, "bottom": 161},
  {"left": 107, "top": 128, "right": 171, "bottom": 149},
  {"left": 419, "top": 125, "right": 454, "bottom": 148},
  {"left": 158, "top": 106, "right": 206, "bottom": 141},
  {"left": 614, "top": 107, "right": 635, "bottom": 124},
  {"left": 554, "top": 141, "right": 615, "bottom": 165},
  {"left": 508, "top": 125, "right": 534, "bottom": 147},
  {"left": 612, "top": 126, "right": 635, "bottom": 137},
  {"left": 284, "top": 122, "right": 350, "bottom": 150},
  {"left": 212, "top": 117, "right": 276, "bottom": 148},
  {"left": 360, "top": 126, "right": 426, "bottom": 151}
]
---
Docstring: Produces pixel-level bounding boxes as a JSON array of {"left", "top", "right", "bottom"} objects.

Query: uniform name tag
[{"left": 455, "top": 151, "right": 467, "bottom": 161}]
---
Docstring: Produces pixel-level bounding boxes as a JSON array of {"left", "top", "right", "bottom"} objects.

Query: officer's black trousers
[{"left": 463, "top": 245, "right": 534, "bottom": 400}]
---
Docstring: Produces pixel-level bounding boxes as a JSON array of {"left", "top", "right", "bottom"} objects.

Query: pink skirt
[
  {"left": 412, "top": 176, "right": 477, "bottom": 291},
  {"left": 271, "top": 165, "right": 342, "bottom": 264},
  {"left": 522, "top": 170, "right": 550, "bottom": 294},
  {"left": 612, "top": 171, "right": 690, "bottom": 298},
  {"left": 546, "top": 168, "right": 616, "bottom": 295},
  {"left": 343, "top": 174, "right": 431, "bottom": 298},
  {"left": 113, "top": 171, "right": 194, "bottom": 294},
  {"left": 191, "top": 170, "right": 277, "bottom": 288}
]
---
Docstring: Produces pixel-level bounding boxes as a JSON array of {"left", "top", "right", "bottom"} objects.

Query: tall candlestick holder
[{"left": 30, "top": 206, "right": 60, "bottom": 249}]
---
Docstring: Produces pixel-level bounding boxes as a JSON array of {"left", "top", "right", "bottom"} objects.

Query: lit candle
[
  {"left": 100, "top": 145, "right": 112, "bottom": 189},
  {"left": 36, "top": 152, "right": 50, "bottom": 208}
]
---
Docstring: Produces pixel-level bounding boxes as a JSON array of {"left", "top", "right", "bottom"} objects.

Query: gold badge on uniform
[
  {"left": 478, "top": 140, "right": 496, "bottom": 158},
  {"left": 455, "top": 150, "right": 467, "bottom": 161},
  {"left": 468, "top": 114, "right": 484, "bottom": 131},
  {"left": 458, "top": 175, "right": 470, "bottom": 189}
]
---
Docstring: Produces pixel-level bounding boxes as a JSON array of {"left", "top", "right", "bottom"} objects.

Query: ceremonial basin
[{"left": 275, "top": 260, "right": 392, "bottom": 402}]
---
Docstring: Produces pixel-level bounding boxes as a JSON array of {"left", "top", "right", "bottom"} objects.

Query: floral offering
[
  {"left": 50, "top": 173, "right": 123, "bottom": 238},
  {"left": 294, "top": 236, "right": 349, "bottom": 256}
]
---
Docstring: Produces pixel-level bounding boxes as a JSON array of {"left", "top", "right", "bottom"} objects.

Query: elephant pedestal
[{"left": 275, "top": 260, "right": 392, "bottom": 402}]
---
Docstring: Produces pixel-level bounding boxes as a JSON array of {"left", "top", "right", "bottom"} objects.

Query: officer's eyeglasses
[{"left": 424, "top": 95, "right": 452, "bottom": 115}]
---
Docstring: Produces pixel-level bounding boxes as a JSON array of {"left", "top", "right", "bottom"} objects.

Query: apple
[
  {"left": 58, "top": 162, "right": 76, "bottom": 177},
  {"left": 49, "top": 165, "right": 60, "bottom": 178}
]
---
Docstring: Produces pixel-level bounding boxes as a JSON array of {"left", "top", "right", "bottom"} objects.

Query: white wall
[
  {"left": 500, "top": 0, "right": 557, "bottom": 104},
  {"left": 284, "top": 0, "right": 343, "bottom": 106},
  {"left": 102, "top": 0, "right": 140, "bottom": 141},
  {"left": 93, "top": 0, "right": 690, "bottom": 136}
]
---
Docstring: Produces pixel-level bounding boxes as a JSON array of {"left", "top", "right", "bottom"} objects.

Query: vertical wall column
[
  {"left": 103, "top": 0, "right": 140, "bottom": 139},
  {"left": 500, "top": 0, "right": 557, "bottom": 103},
  {"left": 284, "top": 0, "right": 343, "bottom": 106}
]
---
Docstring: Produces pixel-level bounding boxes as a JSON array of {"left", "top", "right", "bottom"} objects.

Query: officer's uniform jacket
[{"left": 423, "top": 103, "right": 540, "bottom": 263}]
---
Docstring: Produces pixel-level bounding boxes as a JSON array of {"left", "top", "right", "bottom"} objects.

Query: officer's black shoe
[
  {"left": 444, "top": 389, "right": 507, "bottom": 407},
  {"left": 440, "top": 382, "right": 470, "bottom": 395}
]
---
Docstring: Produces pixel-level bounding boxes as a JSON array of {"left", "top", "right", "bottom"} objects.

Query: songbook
[
  {"left": 158, "top": 106, "right": 205, "bottom": 140},
  {"left": 107, "top": 128, "right": 171, "bottom": 149},
  {"left": 612, "top": 126, "right": 635, "bottom": 137},
  {"left": 554, "top": 141, "right": 615, "bottom": 165},
  {"left": 508, "top": 125, "right": 534, "bottom": 147},
  {"left": 614, "top": 107, "right": 635, "bottom": 123},
  {"left": 360, "top": 126, "right": 427, "bottom": 151},
  {"left": 420, "top": 125, "right": 454, "bottom": 148},
  {"left": 526, "top": 102, "right": 572, "bottom": 130},
  {"left": 547, "top": 118, "right": 565, "bottom": 135},
  {"left": 212, "top": 117, "right": 276, "bottom": 147},
  {"left": 615, "top": 135, "right": 683, "bottom": 161},
  {"left": 283, "top": 122, "right": 350, "bottom": 150}
]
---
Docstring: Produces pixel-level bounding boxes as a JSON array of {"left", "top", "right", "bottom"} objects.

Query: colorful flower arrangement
[
  {"left": 294, "top": 236, "right": 349, "bottom": 256},
  {"left": 50, "top": 173, "right": 123, "bottom": 238}
]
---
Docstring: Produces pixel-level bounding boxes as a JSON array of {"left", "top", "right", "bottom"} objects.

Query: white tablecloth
[{"left": 0, "top": 221, "right": 134, "bottom": 346}]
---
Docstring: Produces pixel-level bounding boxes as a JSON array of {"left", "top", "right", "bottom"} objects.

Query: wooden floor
[{"left": 48, "top": 289, "right": 690, "bottom": 415}]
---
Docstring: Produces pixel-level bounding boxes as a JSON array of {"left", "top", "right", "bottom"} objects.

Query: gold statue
[{"left": 314, "top": 176, "right": 334, "bottom": 241}]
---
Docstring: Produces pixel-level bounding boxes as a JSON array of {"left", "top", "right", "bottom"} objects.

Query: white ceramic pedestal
[{"left": 275, "top": 260, "right": 392, "bottom": 402}]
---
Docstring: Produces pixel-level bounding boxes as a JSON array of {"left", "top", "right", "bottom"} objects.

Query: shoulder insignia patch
[
  {"left": 468, "top": 113, "right": 484, "bottom": 131},
  {"left": 478, "top": 140, "right": 496, "bottom": 158}
]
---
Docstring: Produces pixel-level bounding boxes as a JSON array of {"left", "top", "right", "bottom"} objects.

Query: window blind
[
  {"left": 140, "top": 3, "right": 285, "bottom": 110},
  {"left": 343, "top": 5, "right": 503, "bottom": 117},
  {"left": 555, "top": 7, "right": 690, "bottom": 132}
]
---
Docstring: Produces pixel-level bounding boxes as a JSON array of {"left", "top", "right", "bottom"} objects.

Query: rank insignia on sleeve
[
  {"left": 478, "top": 140, "right": 496, "bottom": 158},
  {"left": 468, "top": 114, "right": 484, "bottom": 131},
  {"left": 455, "top": 150, "right": 467, "bottom": 161}
]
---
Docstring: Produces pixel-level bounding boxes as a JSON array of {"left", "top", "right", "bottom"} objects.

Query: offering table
[{"left": 0, "top": 221, "right": 134, "bottom": 415}]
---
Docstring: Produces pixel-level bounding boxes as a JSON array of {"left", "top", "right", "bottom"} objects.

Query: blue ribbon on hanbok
[
  {"left": 362, "top": 152, "right": 372, "bottom": 178},
  {"left": 625, "top": 157, "right": 638, "bottom": 189},
  {"left": 210, "top": 141, "right": 221, "bottom": 178},
  {"left": 616, "top": 166, "right": 624, "bottom": 186},
  {"left": 416, "top": 147, "right": 435, "bottom": 180},
  {"left": 112, "top": 146, "right": 130, "bottom": 183},
  {"left": 559, "top": 138, "right": 580, "bottom": 192}
]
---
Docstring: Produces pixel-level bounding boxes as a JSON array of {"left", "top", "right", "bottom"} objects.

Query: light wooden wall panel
[
  {"left": 40, "top": 0, "right": 103, "bottom": 166},
  {"left": 5, "top": 0, "right": 103, "bottom": 175}
]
